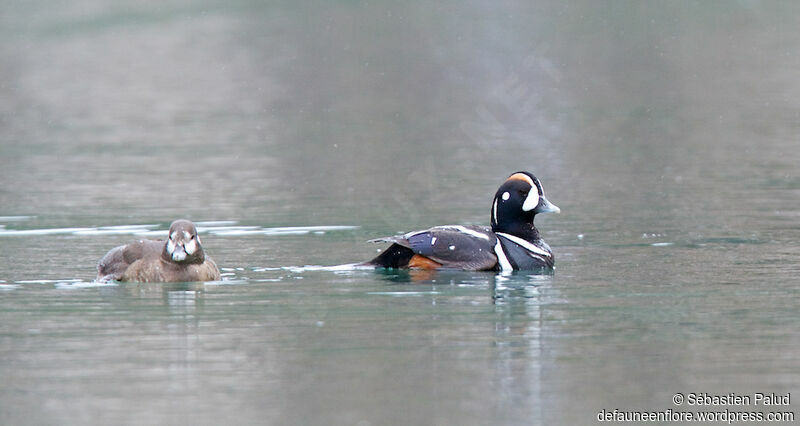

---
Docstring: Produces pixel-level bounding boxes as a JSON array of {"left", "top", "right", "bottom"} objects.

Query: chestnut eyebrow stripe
[{"left": 506, "top": 173, "right": 534, "bottom": 186}]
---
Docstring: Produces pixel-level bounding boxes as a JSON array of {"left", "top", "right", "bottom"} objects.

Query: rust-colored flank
[{"left": 408, "top": 254, "right": 443, "bottom": 270}]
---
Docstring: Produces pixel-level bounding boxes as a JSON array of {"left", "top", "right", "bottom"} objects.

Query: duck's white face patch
[
  {"left": 522, "top": 190, "right": 540, "bottom": 212},
  {"left": 167, "top": 229, "right": 195, "bottom": 261},
  {"left": 171, "top": 250, "right": 187, "bottom": 261},
  {"left": 507, "top": 173, "right": 541, "bottom": 212},
  {"left": 167, "top": 238, "right": 177, "bottom": 254},
  {"left": 184, "top": 237, "right": 198, "bottom": 255},
  {"left": 502, "top": 191, "right": 510, "bottom": 201},
  {"left": 167, "top": 235, "right": 186, "bottom": 261}
]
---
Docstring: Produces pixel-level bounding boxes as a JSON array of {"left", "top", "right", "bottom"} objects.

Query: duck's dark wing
[
  {"left": 96, "top": 240, "right": 163, "bottom": 281},
  {"left": 369, "top": 225, "right": 498, "bottom": 271}
]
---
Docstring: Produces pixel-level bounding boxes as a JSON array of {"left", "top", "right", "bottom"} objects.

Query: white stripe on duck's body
[{"left": 366, "top": 171, "right": 560, "bottom": 272}]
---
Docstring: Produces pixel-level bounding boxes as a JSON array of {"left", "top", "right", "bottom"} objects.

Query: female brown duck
[{"left": 96, "top": 219, "right": 220, "bottom": 282}]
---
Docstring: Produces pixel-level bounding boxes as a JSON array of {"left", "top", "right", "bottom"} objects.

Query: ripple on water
[
  {"left": 53, "top": 281, "right": 118, "bottom": 290},
  {"left": 14, "top": 279, "right": 83, "bottom": 284},
  {"left": 206, "top": 225, "right": 359, "bottom": 236},
  {"left": 5, "top": 276, "right": 256, "bottom": 290},
  {"left": 279, "top": 264, "right": 368, "bottom": 273},
  {"left": 0, "top": 221, "right": 359, "bottom": 237},
  {"left": 0, "top": 216, "right": 35, "bottom": 222},
  {"left": 2, "top": 278, "right": 116, "bottom": 291},
  {"left": 367, "top": 291, "right": 442, "bottom": 296}
]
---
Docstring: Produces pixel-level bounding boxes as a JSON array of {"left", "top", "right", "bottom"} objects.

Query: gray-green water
[{"left": 1, "top": 1, "right": 799, "bottom": 425}]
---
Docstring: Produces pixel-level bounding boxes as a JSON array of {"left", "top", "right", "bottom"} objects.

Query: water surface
[{"left": 1, "top": 1, "right": 799, "bottom": 425}]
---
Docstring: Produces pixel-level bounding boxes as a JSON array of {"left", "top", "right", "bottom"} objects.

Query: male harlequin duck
[
  {"left": 366, "top": 171, "right": 560, "bottom": 272},
  {"left": 96, "top": 219, "right": 221, "bottom": 282}
]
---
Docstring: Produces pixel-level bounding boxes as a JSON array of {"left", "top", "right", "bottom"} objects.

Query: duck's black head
[
  {"left": 162, "top": 219, "right": 205, "bottom": 264},
  {"left": 490, "top": 171, "right": 560, "bottom": 237}
]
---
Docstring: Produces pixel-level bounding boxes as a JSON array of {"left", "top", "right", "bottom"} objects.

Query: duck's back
[
  {"left": 96, "top": 240, "right": 163, "bottom": 282},
  {"left": 368, "top": 225, "right": 499, "bottom": 271}
]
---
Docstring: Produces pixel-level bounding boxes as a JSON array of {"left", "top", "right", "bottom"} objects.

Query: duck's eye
[{"left": 519, "top": 190, "right": 528, "bottom": 197}]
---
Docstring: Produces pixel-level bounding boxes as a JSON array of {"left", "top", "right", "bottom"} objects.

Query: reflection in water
[
  {"left": 491, "top": 274, "right": 551, "bottom": 426},
  {"left": 165, "top": 288, "right": 200, "bottom": 395},
  {"left": 367, "top": 270, "right": 550, "bottom": 424}
]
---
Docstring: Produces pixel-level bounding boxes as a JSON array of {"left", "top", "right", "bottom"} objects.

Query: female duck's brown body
[{"left": 96, "top": 219, "right": 220, "bottom": 283}]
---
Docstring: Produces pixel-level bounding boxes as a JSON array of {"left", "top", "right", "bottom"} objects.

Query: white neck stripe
[
  {"left": 496, "top": 232, "right": 551, "bottom": 257},
  {"left": 494, "top": 240, "right": 513, "bottom": 271}
]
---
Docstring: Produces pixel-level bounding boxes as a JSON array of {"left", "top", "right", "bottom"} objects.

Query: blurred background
[{"left": 1, "top": 1, "right": 798, "bottom": 425}]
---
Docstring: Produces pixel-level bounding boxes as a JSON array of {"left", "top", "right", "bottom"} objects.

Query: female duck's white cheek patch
[
  {"left": 502, "top": 191, "right": 510, "bottom": 201},
  {"left": 184, "top": 239, "right": 198, "bottom": 255},
  {"left": 167, "top": 239, "right": 176, "bottom": 254},
  {"left": 171, "top": 251, "right": 187, "bottom": 261}
]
